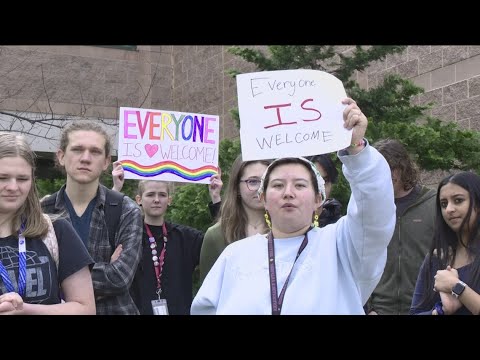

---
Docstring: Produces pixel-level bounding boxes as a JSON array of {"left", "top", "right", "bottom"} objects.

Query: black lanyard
[{"left": 267, "top": 228, "right": 310, "bottom": 315}]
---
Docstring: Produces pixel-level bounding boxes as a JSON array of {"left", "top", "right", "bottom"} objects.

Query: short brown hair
[
  {"left": 60, "top": 121, "right": 111, "bottom": 152},
  {"left": 56, "top": 121, "right": 112, "bottom": 170}
]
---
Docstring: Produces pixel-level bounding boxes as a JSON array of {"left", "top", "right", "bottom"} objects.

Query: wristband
[
  {"left": 434, "top": 301, "right": 444, "bottom": 315},
  {"left": 350, "top": 139, "right": 366, "bottom": 148}
]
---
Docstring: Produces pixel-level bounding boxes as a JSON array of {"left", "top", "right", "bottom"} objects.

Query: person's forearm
[
  {"left": 456, "top": 286, "right": 480, "bottom": 315},
  {"left": 93, "top": 206, "right": 143, "bottom": 295},
  {"left": 16, "top": 301, "right": 95, "bottom": 315},
  {"left": 338, "top": 144, "right": 396, "bottom": 303},
  {"left": 112, "top": 184, "right": 123, "bottom": 192},
  {"left": 92, "top": 245, "right": 141, "bottom": 295}
]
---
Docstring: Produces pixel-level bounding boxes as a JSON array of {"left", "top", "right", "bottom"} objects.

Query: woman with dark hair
[
  {"left": 199, "top": 155, "right": 271, "bottom": 282},
  {"left": 410, "top": 171, "right": 480, "bottom": 315},
  {"left": 191, "top": 98, "right": 396, "bottom": 315},
  {"left": 307, "top": 154, "right": 342, "bottom": 227}
]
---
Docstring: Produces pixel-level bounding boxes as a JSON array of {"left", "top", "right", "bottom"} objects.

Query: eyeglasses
[{"left": 240, "top": 178, "right": 261, "bottom": 191}]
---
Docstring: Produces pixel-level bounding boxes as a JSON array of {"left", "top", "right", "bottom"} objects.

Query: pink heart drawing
[{"left": 145, "top": 144, "right": 159, "bottom": 158}]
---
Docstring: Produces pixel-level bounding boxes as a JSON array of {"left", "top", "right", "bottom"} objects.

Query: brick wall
[
  {"left": 355, "top": 45, "right": 480, "bottom": 186},
  {"left": 0, "top": 45, "right": 173, "bottom": 121},
  {"left": 358, "top": 45, "right": 480, "bottom": 131},
  {"left": 1, "top": 45, "right": 479, "bottom": 183},
  {"left": 0, "top": 45, "right": 257, "bottom": 145}
]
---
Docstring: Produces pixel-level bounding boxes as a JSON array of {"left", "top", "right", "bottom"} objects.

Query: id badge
[{"left": 151, "top": 299, "right": 169, "bottom": 315}]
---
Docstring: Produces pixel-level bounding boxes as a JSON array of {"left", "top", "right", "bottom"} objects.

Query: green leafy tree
[
  {"left": 163, "top": 46, "right": 480, "bottom": 228},
  {"left": 36, "top": 178, "right": 66, "bottom": 199},
  {"left": 227, "top": 45, "right": 480, "bottom": 209}
]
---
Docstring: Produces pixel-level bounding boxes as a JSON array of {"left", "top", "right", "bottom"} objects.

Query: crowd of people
[{"left": 1, "top": 94, "right": 479, "bottom": 315}]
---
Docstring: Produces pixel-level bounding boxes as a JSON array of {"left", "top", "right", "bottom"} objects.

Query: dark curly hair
[{"left": 374, "top": 138, "right": 418, "bottom": 191}]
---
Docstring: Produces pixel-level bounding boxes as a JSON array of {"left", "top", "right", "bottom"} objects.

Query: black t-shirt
[
  {"left": 130, "top": 222, "right": 203, "bottom": 315},
  {"left": 0, "top": 218, "right": 94, "bottom": 304},
  {"left": 395, "top": 185, "right": 421, "bottom": 217}
]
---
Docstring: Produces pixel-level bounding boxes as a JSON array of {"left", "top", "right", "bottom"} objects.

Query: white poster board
[
  {"left": 237, "top": 69, "right": 351, "bottom": 160},
  {"left": 118, "top": 107, "right": 219, "bottom": 184}
]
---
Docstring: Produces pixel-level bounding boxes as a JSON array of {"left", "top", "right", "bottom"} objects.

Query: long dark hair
[
  {"left": 307, "top": 154, "right": 338, "bottom": 185},
  {"left": 418, "top": 171, "right": 480, "bottom": 308}
]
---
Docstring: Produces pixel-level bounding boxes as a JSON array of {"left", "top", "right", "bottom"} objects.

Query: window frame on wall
[{"left": 95, "top": 45, "right": 137, "bottom": 51}]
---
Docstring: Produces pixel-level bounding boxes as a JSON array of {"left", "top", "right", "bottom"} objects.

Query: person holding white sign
[
  {"left": 199, "top": 150, "right": 341, "bottom": 284},
  {"left": 111, "top": 170, "right": 206, "bottom": 315},
  {"left": 191, "top": 98, "right": 396, "bottom": 314},
  {"left": 130, "top": 180, "right": 204, "bottom": 315}
]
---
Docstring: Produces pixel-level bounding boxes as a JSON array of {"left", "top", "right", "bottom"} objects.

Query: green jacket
[
  {"left": 199, "top": 222, "right": 227, "bottom": 283},
  {"left": 368, "top": 186, "right": 436, "bottom": 315}
]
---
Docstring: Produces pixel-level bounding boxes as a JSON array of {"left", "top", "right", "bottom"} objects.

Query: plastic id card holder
[{"left": 151, "top": 299, "right": 169, "bottom": 315}]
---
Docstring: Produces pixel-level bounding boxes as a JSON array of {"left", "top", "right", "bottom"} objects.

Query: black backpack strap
[{"left": 104, "top": 189, "right": 125, "bottom": 252}]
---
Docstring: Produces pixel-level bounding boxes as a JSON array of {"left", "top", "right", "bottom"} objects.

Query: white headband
[{"left": 257, "top": 156, "right": 326, "bottom": 205}]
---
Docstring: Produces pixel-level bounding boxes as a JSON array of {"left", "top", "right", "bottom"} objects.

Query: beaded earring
[
  {"left": 264, "top": 211, "right": 272, "bottom": 229},
  {"left": 313, "top": 212, "right": 319, "bottom": 227}
]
